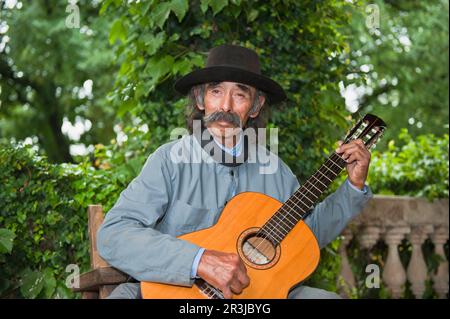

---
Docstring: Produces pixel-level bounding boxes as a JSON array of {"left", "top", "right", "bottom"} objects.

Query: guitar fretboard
[{"left": 260, "top": 152, "right": 347, "bottom": 244}]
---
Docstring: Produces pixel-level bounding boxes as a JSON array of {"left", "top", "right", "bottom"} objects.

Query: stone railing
[{"left": 338, "top": 195, "right": 449, "bottom": 299}]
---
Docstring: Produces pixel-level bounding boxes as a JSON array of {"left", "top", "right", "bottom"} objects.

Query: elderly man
[{"left": 97, "top": 44, "right": 372, "bottom": 299}]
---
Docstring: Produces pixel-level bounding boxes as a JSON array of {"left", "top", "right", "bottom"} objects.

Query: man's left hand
[{"left": 336, "top": 139, "right": 371, "bottom": 190}]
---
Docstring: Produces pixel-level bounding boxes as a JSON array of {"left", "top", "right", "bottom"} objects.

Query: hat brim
[{"left": 174, "top": 66, "right": 286, "bottom": 104}]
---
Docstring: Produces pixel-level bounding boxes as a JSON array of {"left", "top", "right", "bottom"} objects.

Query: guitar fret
[
  {"left": 301, "top": 185, "right": 318, "bottom": 201},
  {"left": 326, "top": 156, "right": 344, "bottom": 172},
  {"left": 322, "top": 163, "right": 338, "bottom": 177},
  {"left": 305, "top": 179, "right": 323, "bottom": 194},
  {"left": 270, "top": 212, "right": 292, "bottom": 232},
  {"left": 271, "top": 214, "right": 291, "bottom": 235},
  {"left": 310, "top": 174, "right": 328, "bottom": 189},
  {"left": 262, "top": 222, "right": 284, "bottom": 242},
  {"left": 284, "top": 205, "right": 303, "bottom": 220},
  {"left": 278, "top": 207, "right": 297, "bottom": 226},
  {"left": 316, "top": 169, "right": 333, "bottom": 183},
  {"left": 285, "top": 197, "right": 307, "bottom": 216}
]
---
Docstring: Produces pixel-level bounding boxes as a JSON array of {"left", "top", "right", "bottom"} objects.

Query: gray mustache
[{"left": 203, "top": 111, "right": 242, "bottom": 127}]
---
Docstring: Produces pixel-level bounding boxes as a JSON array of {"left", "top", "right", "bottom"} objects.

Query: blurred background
[{"left": 0, "top": 0, "right": 448, "bottom": 299}]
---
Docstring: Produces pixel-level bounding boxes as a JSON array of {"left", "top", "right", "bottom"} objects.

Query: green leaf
[
  {"left": 150, "top": 2, "right": 172, "bottom": 29},
  {"left": 0, "top": 228, "right": 15, "bottom": 254},
  {"left": 109, "top": 19, "right": 127, "bottom": 45},
  {"left": 42, "top": 268, "right": 57, "bottom": 298},
  {"left": 247, "top": 9, "right": 259, "bottom": 22},
  {"left": 210, "top": 0, "right": 228, "bottom": 15},
  {"left": 99, "top": 0, "right": 114, "bottom": 15},
  {"left": 173, "top": 59, "right": 193, "bottom": 75},
  {"left": 143, "top": 32, "right": 166, "bottom": 55},
  {"left": 170, "top": 0, "right": 189, "bottom": 22},
  {"left": 145, "top": 55, "right": 175, "bottom": 84},
  {"left": 118, "top": 99, "right": 136, "bottom": 118},
  {"left": 20, "top": 269, "right": 45, "bottom": 299},
  {"left": 200, "top": 0, "right": 210, "bottom": 14}
]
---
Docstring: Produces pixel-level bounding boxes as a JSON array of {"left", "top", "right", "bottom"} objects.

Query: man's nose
[{"left": 220, "top": 92, "right": 233, "bottom": 112}]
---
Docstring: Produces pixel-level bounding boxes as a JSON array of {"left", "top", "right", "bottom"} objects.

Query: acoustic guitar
[{"left": 141, "top": 114, "right": 386, "bottom": 299}]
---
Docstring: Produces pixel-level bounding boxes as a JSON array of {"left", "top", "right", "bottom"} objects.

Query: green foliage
[
  {"left": 331, "top": 129, "right": 449, "bottom": 298},
  {"left": 367, "top": 129, "right": 449, "bottom": 200},
  {"left": 344, "top": 0, "right": 449, "bottom": 148},
  {"left": 0, "top": 1, "right": 117, "bottom": 162},
  {"left": 0, "top": 142, "right": 127, "bottom": 298}
]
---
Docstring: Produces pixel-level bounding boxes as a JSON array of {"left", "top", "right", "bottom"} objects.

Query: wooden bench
[{"left": 72, "top": 205, "right": 130, "bottom": 298}]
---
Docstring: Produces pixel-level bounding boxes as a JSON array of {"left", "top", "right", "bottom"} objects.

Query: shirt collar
[{"left": 212, "top": 133, "right": 243, "bottom": 157}]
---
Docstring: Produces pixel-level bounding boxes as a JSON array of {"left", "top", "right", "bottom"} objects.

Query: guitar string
[
  {"left": 244, "top": 152, "right": 344, "bottom": 261},
  {"left": 257, "top": 118, "right": 380, "bottom": 245},
  {"left": 246, "top": 152, "right": 345, "bottom": 261},
  {"left": 246, "top": 120, "right": 380, "bottom": 261},
  {"left": 256, "top": 120, "right": 378, "bottom": 247},
  {"left": 268, "top": 119, "right": 379, "bottom": 240}
]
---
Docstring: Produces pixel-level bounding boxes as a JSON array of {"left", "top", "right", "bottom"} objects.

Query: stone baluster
[
  {"left": 406, "top": 225, "right": 434, "bottom": 299},
  {"left": 431, "top": 226, "right": 449, "bottom": 299},
  {"left": 382, "top": 226, "right": 410, "bottom": 298},
  {"left": 338, "top": 228, "right": 356, "bottom": 298},
  {"left": 359, "top": 225, "right": 382, "bottom": 249}
]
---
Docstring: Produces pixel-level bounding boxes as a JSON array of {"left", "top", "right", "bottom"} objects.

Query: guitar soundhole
[{"left": 237, "top": 228, "right": 281, "bottom": 269}]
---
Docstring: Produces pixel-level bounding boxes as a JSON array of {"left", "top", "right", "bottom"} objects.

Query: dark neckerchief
[{"left": 193, "top": 122, "right": 249, "bottom": 167}]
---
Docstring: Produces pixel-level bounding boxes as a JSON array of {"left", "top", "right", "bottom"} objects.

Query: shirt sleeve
[
  {"left": 303, "top": 178, "right": 373, "bottom": 248},
  {"left": 346, "top": 178, "right": 369, "bottom": 194},
  {"left": 190, "top": 248, "right": 206, "bottom": 279},
  {"left": 96, "top": 149, "right": 202, "bottom": 287}
]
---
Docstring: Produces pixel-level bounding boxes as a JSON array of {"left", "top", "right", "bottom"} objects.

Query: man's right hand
[{"left": 196, "top": 249, "right": 250, "bottom": 299}]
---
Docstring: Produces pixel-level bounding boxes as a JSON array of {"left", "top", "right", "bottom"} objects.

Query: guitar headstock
[{"left": 344, "top": 114, "right": 387, "bottom": 150}]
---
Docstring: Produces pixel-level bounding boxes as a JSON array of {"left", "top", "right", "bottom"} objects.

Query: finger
[
  {"left": 220, "top": 285, "right": 233, "bottom": 299},
  {"left": 337, "top": 139, "right": 367, "bottom": 153},
  {"left": 345, "top": 150, "right": 369, "bottom": 164},
  {"left": 236, "top": 270, "right": 250, "bottom": 289},
  {"left": 230, "top": 279, "right": 244, "bottom": 295},
  {"left": 338, "top": 145, "right": 361, "bottom": 160}
]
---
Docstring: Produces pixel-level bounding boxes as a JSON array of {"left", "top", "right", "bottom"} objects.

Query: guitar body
[{"left": 141, "top": 191, "right": 320, "bottom": 299}]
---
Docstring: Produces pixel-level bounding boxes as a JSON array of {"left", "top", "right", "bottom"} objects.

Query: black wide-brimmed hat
[{"left": 174, "top": 44, "right": 286, "bottom": 104}]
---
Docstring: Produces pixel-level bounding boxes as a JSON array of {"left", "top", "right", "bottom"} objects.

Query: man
[{"left": 97, "top": 44, "right": 372, "bottom": 299}]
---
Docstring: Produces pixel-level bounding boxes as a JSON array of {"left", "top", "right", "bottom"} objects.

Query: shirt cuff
[
  {"left": 346, "top": 178, "right": 368, "bottom": 194},
  {"left": 190, "top": 247, "right": 205, "bottom": 279}
]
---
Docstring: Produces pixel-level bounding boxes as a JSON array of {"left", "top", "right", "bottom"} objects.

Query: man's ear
[
  {"left": 249, "top": 94, "right": 266, "bottom": 118},
  {"left": 193, "top": 86, "right": 205, "bottom": 110}
]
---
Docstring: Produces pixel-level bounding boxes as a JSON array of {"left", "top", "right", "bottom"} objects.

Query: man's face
[{"left": 199, "top": 81, "right": 265, "bottom": 139}]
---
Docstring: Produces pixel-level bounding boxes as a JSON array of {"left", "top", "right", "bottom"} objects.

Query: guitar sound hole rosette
[{"left": 236, "top": 227, "right": 281, "bottom": 270}]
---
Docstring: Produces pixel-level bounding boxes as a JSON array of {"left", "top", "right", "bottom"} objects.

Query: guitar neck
[{"left": 261, "top": 152, "right": 347, "bottom": 244}]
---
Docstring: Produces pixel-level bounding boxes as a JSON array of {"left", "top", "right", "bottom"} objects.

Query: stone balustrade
[{"left": 338, "top": 195, "right": 449, "bottom": 299}]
